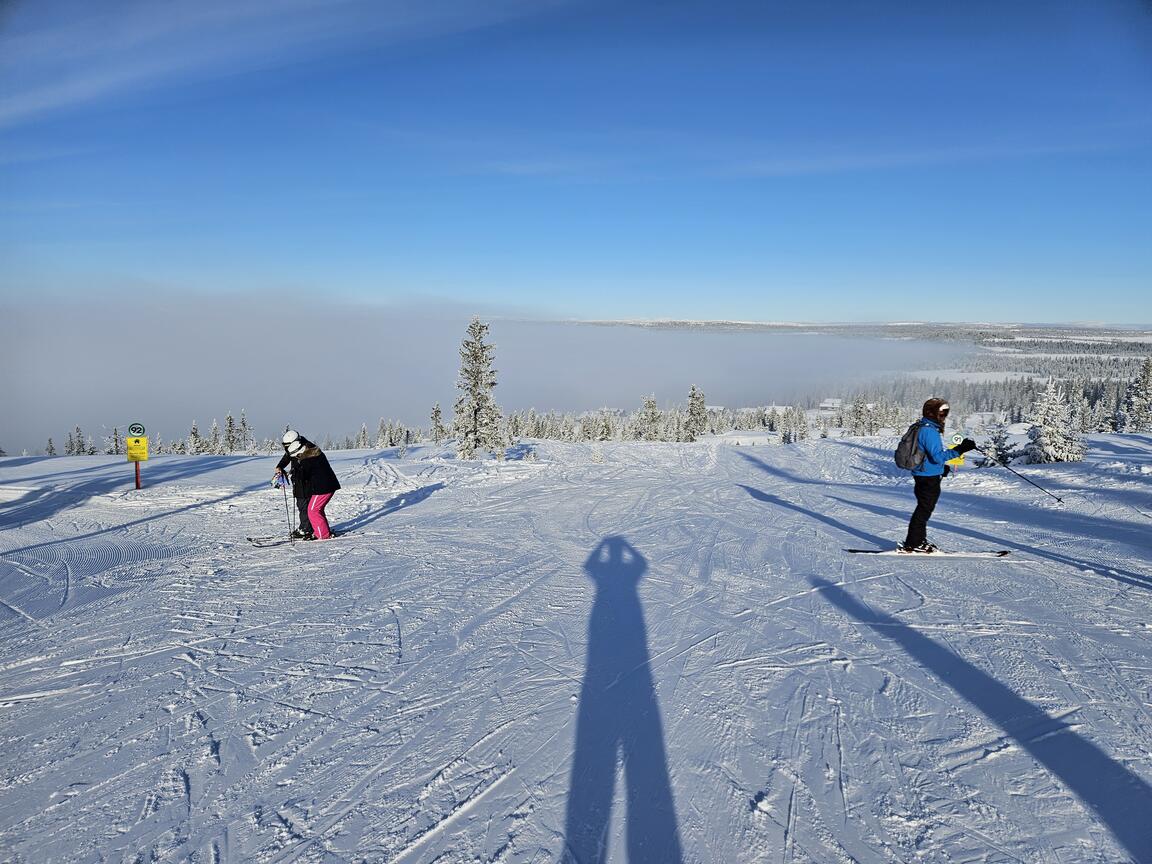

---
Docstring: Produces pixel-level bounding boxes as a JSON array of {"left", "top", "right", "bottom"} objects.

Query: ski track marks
[{"left": 0, "top": 440, "right": 1150, "bottom": 862}]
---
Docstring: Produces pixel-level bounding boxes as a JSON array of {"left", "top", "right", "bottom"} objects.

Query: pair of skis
[
  {"left": 246, "top": 531, "right": 351, "bottom": 548},
  {"left": 846, "top": 548, "right": 1011, "bottom": 558}
]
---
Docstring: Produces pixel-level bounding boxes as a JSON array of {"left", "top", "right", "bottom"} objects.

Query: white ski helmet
[
  {"left": 282, "top": 430, "right": 300, "bottom": 446},
  {"left": 286, "top": 439, "right": 305, "bottom": 456}
]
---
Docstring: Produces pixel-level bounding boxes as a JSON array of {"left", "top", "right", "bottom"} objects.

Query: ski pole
[
  {"left": 974, "top": 446, "right": 1065, "bottom": 505},
  {"left": 282, "top": 483, "right": 294, "bottom": 538}
]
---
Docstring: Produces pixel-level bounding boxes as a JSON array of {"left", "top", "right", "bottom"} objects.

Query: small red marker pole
[{"left": 127, "top": 424, "right": 147, "bottom": 490}]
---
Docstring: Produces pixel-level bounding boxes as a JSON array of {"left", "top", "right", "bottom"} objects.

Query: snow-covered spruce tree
[
  {"left": 103, "top": 427, "right": 123, "bottom": 456},
  {"left": 355, "top": 423, "right": 370, "bottom": 449},
  {"left": 86, "top": 435, "right": 97, "bottom": 455},
  {"left": 430, "top": 404, "right": 447, "bottom": 445},
  {"left": 637, "top": 395, "right": 662, "bottom": 441},
  {"left": 452, "top": 318, "right": 503, "bottom": 459},
  {"left": 188, "top": 421, "right": 203, "bottom": 455},
  {"left": 46, "top": 438, "right": 56, "bottom": 456},
  {"left": 981, "top": 420, "right": 1016, "bottom": 466},
  {"left": 66, "top": 431, "right": 76, "bottom": 456},
  {"left": 224, "top": 413, "right": 238, "bottom": 453},
  {"left": 209, "top": 419, "right": 222, "bottom": 455},
  {"left": 239, "top": 410, "right": 252, "bottom": 453},
  {"left": 686, "top": 385, "right": 707, "bottom": 442},
  {"left": 1023, "top": 378, "right": 1085, "bottom": 464},
  {"left": 1117, "top": 357, "right": 1152, "bottom": 433}
]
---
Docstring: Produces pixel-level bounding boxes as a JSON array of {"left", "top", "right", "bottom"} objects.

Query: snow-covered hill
[{"left": 1, "top": 437, "right": 1151, "bottom": 862}]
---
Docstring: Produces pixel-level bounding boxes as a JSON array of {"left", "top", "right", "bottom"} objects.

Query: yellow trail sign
[{"left": 126, "top": 437, "right": 149, "bottom": 462}]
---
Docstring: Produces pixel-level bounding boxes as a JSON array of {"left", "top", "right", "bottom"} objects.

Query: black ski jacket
[
  {"left": 293, "top": 447, "right": 341, "bottom": 497},
  {"left": 276, "top": 437, "right": 315, "bottom": 500}
]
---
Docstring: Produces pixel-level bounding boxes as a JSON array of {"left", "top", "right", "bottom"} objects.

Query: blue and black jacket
[{"left": 911, "top": 417, "right": 955, "bottom": 478}]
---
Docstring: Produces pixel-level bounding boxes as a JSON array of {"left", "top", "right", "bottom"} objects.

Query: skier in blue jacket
[{"left": 902, "top": 398, "right": 976, "bottom": 553}]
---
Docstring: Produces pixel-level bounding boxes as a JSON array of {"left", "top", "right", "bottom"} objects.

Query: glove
[
  {"left": 954, "top": 438, "right": 977, "bottom": 455},
  {"left": 942, "top": 464, "right": 951, "bottom": 478}
]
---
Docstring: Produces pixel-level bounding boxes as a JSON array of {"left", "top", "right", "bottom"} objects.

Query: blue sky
[{"left": 2, "top": 0, "right": 1151, "bottom": 323}]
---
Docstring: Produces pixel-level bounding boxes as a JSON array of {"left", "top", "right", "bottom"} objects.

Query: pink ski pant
[{"left": 308, "top": 493, "right": 334, "bottom": 539}]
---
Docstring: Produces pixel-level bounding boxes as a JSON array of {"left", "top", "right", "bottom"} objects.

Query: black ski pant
[
  {"left": 904, "top": 474, "right": 942, "bottom": 548},
  {"left": 295, "top": 494, "right": 310, "bottom": 533}
]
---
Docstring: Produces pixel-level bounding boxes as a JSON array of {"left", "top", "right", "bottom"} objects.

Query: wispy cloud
[{"left": 0, "top": 0, "right": 566, "bottom": 129}]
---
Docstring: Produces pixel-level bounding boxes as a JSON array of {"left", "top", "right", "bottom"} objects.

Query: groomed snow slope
[{"left": 1, "top": 437, "right": 1151, "bottom": 863}]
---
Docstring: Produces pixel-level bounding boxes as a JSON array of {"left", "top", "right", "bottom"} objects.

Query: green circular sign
[{"left": 128, "top": 423, "right": 145, "bottom": 436}]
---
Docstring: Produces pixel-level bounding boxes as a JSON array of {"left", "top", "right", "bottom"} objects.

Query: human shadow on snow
[
  {"left": 813, "top": 576, "right": 1152, "bottom": 862},
  {"left": 737, "top": 484, "right": 890, "bottom": 550},
  {"left": 334, "top": 483, "right": 444, "bottom": 533},
  {"left": 563, "top": 537, "right": 683, "bottom": 864}
]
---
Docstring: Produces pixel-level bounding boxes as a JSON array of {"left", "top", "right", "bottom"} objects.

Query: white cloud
[{"left": 0, "top": 0, "right": 566, "bottom": 128}]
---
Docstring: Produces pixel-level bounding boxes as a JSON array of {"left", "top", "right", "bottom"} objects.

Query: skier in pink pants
[{"left": 285, "top": 439, "right": 341, "bottom": 539}]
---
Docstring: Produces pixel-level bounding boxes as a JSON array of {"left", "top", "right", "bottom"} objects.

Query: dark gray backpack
[{"left": 894, "top": 422, "right": 925, "bottom": 470}]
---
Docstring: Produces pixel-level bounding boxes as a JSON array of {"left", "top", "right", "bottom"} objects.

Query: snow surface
[{"left": 1, "top": 437, "right": 1151, "bottom": 863}]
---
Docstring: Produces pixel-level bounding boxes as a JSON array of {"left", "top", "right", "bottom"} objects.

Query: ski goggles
[{"left": 937, "top": 405, "right": 950, "bottom": 416}]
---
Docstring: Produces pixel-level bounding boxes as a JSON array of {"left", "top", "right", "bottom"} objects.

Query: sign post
[{"left": 126, "top": 423, "right": 148, "bottom": 489}]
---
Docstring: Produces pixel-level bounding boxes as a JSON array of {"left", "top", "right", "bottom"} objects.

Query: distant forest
[{"left": 15, "top": 323, "right": 1152, "bottom": 458}]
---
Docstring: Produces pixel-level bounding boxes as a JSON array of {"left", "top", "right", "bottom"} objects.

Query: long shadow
[
  {"left": 737, "top": 484, "right": 890, "bottom": 550},
  {"left": 828, "top": 495, "right": 1152, "bottom": 592},
  {"left": 563, "top": 537, "right": 683, "bottom": 864},
  {"left": 334, "top": 483, "right": 444, "bottom": 532},
  {"left": 737, "top": 443, "right": 1152, "bottom": 570},
  {"left": 0, "top": 456, "right": 53, "bottom": 470},
  {"left": 1, "top": 491, "right": 240, "bottom": 558},
  {"left": 737, "top": 450, "right": 821, "bottom": 485},
  {"left": 1091, "top": 438, "right": 1152, "bottom": 459},
  {"left": 812, "top": 576, "right": 1152, "bottom": 862},
  {"left": 0, "top": 456, "right": 266, "bottom": 528}
]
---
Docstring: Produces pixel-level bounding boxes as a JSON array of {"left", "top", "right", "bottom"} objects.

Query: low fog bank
[{"left": 2, "top": 301, "right": 968, "bottom": 453}]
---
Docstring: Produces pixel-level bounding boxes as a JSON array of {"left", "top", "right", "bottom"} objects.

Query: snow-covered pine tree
[
  {"left": 104, "top": 427, "right": 123, "bottom": 455},
  {"left": 848, "top": 396, "right": 869, "bottom": 436},
  {"left": 209, "top": 419, "right": 222, "bottom": 455},
  {"left": 1023, "top": 378, "right": 1085, "bottom": 464},
  {"left": 638, "top": 395, "right": 662, "bottom": 441},
  {"left": 188, "top": 421, "right": 203, "bottom": 455},
  {"left": 1117, "top": 357, "right": 1152, "bottom": 433},
  {"left": 86, "top": 435, "right": 96, "bottom": 455},
  {"left": 686, "top": 385, "right": 707, "bottom": 442},
  {"left": 452, "top": 318, "right": 502, "bottom": 459},
  {"left": 355, "top": 423, "right": 370, "bottom": 449},
  {"left": 224, "top": 413, "right": 238, "bottom": 453},
  {"left": 598, "top": 411, "right": 614, "bottom": 441},
  {"left": 239, "top": 410, "right": 252, "bottom": 453},
  {"left": 66, "top": 431, "right": 76, "bottom": 456},
  {"left": 46, "top": 438, "right": 56, "bottom": 456},
  {"left": 982, "top": 420, "right": 1016, "bottom": 466},
  {"left": 430, "top": 403, "right": 447, "bottom": 444}
]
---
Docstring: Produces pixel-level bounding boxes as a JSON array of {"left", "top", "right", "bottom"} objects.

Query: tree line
[{"left": 15, "top": 322, "right": 1152, "bottom": 464}]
